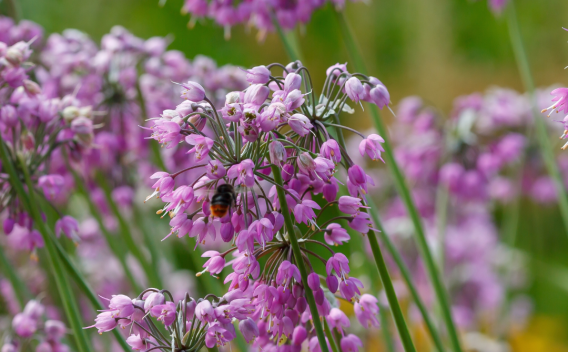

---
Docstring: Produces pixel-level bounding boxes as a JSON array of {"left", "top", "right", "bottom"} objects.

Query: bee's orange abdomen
[{"left": 210, "top": 204, "right": 229, "bottom": 218}]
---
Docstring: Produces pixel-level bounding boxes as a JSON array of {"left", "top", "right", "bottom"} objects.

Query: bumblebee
[{"left": 210, "top": 184, "right": 236, "bottom": 218}]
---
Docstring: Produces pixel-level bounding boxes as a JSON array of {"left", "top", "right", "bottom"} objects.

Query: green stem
[
  {"left": 96, "top": 175, "right": 162, "bottom": 288},
  {"left": 366, "top": 228, "right": 417, "bottom": 352},
  {"left": 367, "top": 199, "right": 446, "bottom": 352},
  {"left": 335, "top": 10, "right": 463, "bottom": 352},
  {"left": 270, "top": 12, "right": 300, "bottom": 62},
  {"left": 19, "top": 159, "right": 93, "bottom": 352},
  {"left": 378, "top": 302, "right": 396, "bottom": 352},
  {"left": 323, "top": 319, "right": 340, "bottom": 352},
  {"left": 505, "top": 1, "right": 568, "bottom": 235},
  {"left": 0, "top": 245, "right": 31, "bottom": 309},
  {"left": 435, "top": 185, "right": 449, "bottom": 271},
  {"left": 270, "top": 165, "right": 329, "bottom": 352},
  {"left": 132, "top": 206, "right": 163, "bottom": 284},
  {"left": 66, "top": 163, "right": 141, "bottom": 292},
  {"left": 50, "top": 235, "right": 131, "bottom": 351}
]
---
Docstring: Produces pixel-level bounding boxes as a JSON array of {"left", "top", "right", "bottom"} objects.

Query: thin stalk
[
  {"left": 335, "top": 11, "right": 463, "bottom": 352},
  {"left": 0, "top": 245, "right": 31, "bottom": 309},
  {"left": 435, "top": 185, "right": 449, "bottom": 271},
  {"left": 19, "top": 159, "right": 93, "bottom": 352},
  {"left": 97, "top": 175, "right": 162, "bottom": 288},
  {"left": 378, "top": 302, "right": 396, "bottom": 352},
  {"left": 132, "top": 206, "right": 163, "bottom": 285},
  {"left": 367, "top": 199, "right": 446, "bottom": 352},
  {"left": 270, "top": 12, "right": 299, "bottom": 61},
  {"left": 50, "top": 237, "right": 131, "bottom": 351},
  {"left": 323, "top": 319, "right": 340, "bottom": 352},
  {"left": 270, "top": 165, "right": 329, "bottom": 352},
  {"left": 505, "top": 1, "right": 568, "bottom": 235},
  {"left": 67, "top": 164, "right": 141, "bottom": 292},
  {"left": 366, "top": 228, "right": 417, "bottom": 352}
]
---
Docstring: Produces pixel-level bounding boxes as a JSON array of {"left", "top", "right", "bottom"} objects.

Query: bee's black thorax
[{"left": 211, "top": 184, "right": 236, "bottom": 206}]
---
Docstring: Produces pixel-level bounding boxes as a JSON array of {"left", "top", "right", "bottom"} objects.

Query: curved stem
[
  {"left": 269, "top": 11, "right": 299, "bottom": 62},
  {"left": 335, "top": 10, "right": 462, "bottom": 352},
  {"left": 506, "top": 0, "right": 568, "bottom": 235},
  {"left": 270, "top": 165, "right": 329, "bottom": 352}
]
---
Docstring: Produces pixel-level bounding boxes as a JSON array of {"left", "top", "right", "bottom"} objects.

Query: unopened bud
[{"left": 62, "top": 106, "right": 80, "bottom": 123}]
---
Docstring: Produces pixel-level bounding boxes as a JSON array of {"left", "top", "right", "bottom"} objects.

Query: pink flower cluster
[
  {"left": 2, "top": 300, "right": 69, "bottom": 352},
  {"left": 180, "top": 0, "right": 364, "bottom": 38},
  {"left": 0, "top": 17, "right": 96, "bottom": 255},
  {"left": 139, "top": 60, "right": 390, "bottom": 350}
]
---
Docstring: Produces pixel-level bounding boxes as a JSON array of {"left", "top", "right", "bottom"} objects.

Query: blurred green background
[{"left": 5, "top": 0, "right": 568, "bottom": 349}]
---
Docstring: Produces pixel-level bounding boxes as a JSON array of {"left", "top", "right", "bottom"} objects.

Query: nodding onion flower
[
  {"left": 0, "top": 30, "right": 94, "bottom": 257},
  {"left": 142, "top": 60, "right": 389, "bottom": 350},
  {"left": 2, "top": 299, "right": 69, "bottom": 352},
  {"left": 177, "top": 0, "right": 363, "bottom": 40},
  {"left": 87, "top": 289, "right": 257, "bottom": 350}
]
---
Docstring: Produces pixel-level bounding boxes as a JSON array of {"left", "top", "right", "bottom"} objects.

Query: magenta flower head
[
  {"left": 151, "top": 301, "right": 177, "bottom": 326},
  {"left": 345, "top": 77, "right": 365, "bottom": 104},
  {"left": 245, "top": 65, "right": 270, "bottom": 84},
  {"left": 359, "top": 134, "right": 385, "bottom": 162},
  {"left": 244, "top": 84, "right": 269, "bottom": 105},
  {"left": 324, "top": 223, "right": 350, "bottom": 246},
  {"left": 23, "top": 300, "right": 44, "bottom": 320},
  {"left": 284, "top": 73, "right": 302, "bottom": 92},
  {"left": 38, "top": 174, "right": 65, "bottom": 200},
  {"left": 143, "top": 292, "right": 165, "bottom": 312},
  {"left": 0, "top": 104, "right": 18, "bottom": 128},
  {"left": 55, "top": 216, "right": 80, "bottom": 242},
  {"left": 366, "top": 84, "right": 390, "bottom": 109},
  {"left": 206, "top": 159, "right": 226, "bottom": 179},
  {"left": 195, "top": 300, "right": 215, "bottom": 323},
  {"left": 107, "top": 294, "right": 135, "bottom": 318},
  {"left": 288, "top": 113, "right": 312, "bottom": 136},
  {"left": 88, "top": 311, "right": 118, "bottom": 334},
  {"left": 238, "top": 317, "right": 259, "bottom": 343},
  {"left": 269, "top": 140, "right": 287, "bottom": 167},
  {"left": 180, "top": 81, "right": 206, "bottom": 102},
  {"left": 338, "top": 196, "right": 368, "bottom": 214},
  {"left": 542, "top": 87, "right": 568, "bottom": 116},
  {"left": 202, "top": 250, "right": 226, "bottom": 275},
  {"left": 341, "top": 334, "right": 363, "bottom": 352},
  {"left": 186, "top": 135, "right": 215, "bottom": 160},
  {"left": 126, "top": 334, "right": 147, "bottom": 351},
  {"left": 354, "top": 294, "right": 380, "bottom": 328},
  {"left": 321, "top": 139, "right": 341, "bottom": 163},
  {"left": 44, "top": 320, "right": 67, "bottom": 340},
  {"left": 12, "top": 313, "right": 37, "bottom": 337}
]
